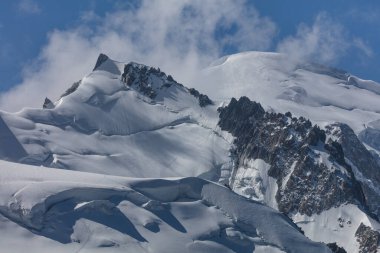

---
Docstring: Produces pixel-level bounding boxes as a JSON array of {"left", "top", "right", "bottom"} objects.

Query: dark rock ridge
[
  {"left": 326, "top": 123, "right": 380, "bottom": 218},
  {"left": 121, "top": 62, "right": 212, "bottom": 106},
  {"left": 42, "top": 97, "right": 54, "bottom": 109},
  {"left": 59, "top": 53, "right": 213, "bottom": 107},
  {"left": 188, "top": 88, "right": 213, "bottom": 107},
  {"left": 326, "top": 243, "right": 347, "bottom": 253},
  {"left": 121, "top": 62, "right": 159, "bottom": 99},
  {"left": 60, "top": 80, "right": 81, "bottom": 98},
  {"left": 355, "top": 223, "right": 380, "bottom": 253},
  {"left": 218, "top": 96, "right": 367, "bottom": 216},
  {"left": 0, "top": 116, "right": 28, "bottom": 162}
]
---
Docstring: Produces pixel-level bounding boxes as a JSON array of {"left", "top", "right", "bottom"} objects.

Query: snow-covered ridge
[
  {"left": 0, "top": 160, "right": 331, "bottom": 253},
  {"left": 0, "top": 54, "right": 231, "bottom": 179}
]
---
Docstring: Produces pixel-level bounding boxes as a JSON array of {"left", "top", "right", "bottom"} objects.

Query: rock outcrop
[
  {"left": 355, "top": 223, "right": 380, "bottom": 253},
  {"left": 121, "top": 62, "right": 213, "bottom": 106},
  {"left": 218, "top": 97, "right": 367, "bottom": 216},
  {"left": 326, "top": 123, "right": 380, "bottom": 218},
  {"left": 42, "top": 97, "right": 54, "bottom": 109}
]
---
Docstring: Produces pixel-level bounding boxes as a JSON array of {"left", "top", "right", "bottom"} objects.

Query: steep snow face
[
  {"left": 0, "top": 55, "right": 231, "bottom": 178},
  {"left": 0, "top": 160, "right": 331, "bottom": 253},
  {"left": 199, "top": 51, "right": 380, "bottom": 140}
]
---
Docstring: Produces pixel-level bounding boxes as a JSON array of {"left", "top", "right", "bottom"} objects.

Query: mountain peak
[{"left": 93, "top": 53, "right": 109, "bottom": 71}]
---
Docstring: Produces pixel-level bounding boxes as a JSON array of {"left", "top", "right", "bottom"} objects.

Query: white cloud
[
  {"left": 353, "top": 38, "right": 373, "bottom": 58},
  {"left": 0, "top": 0, "right": 276, "bottom": 112},
  {"left": 277, "top": 13, "right": 348, "bottom": 64},
  {"left": 18, "top": 0, "right": 41, "bottom": 14},
  {"left": 276, "top": 12, "right": 373, "bottom": 64}
]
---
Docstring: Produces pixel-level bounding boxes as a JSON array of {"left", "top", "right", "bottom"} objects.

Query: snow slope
[
  {"left": 199, "top": 51, "right": 380, "bottom": 140},
  {"left": 0, "top": 160, "right": 331, "bottom": 253}
]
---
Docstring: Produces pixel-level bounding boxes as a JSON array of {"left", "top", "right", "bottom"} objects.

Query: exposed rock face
[
  {"left": 326, "top": 243, "right": 347, "bottom": 253},
  {"left": 93, "top": 53, "right": 109, "bottom": 70},
  {"left": 42, "top": 98, "right": 54, "bottom": 109},
  {"left": 355, "top": 223, "right": 380, "bottom": 253},
  {"left": 218, "top": 97, "right": 367, "bottom": 216},
  {"left": 326, "top": 123, "right": 380, "bottom": 218},
  {"left": 61, "top": 80, "right": 81, "bottom": 98},
  {"left": 0, "top": 116, "right": 28, "bottom": 162},
  {"left": 188, "top": 88, "right": 213, "bottom": 107},
  {"left": 121, "top": 62, "right": 213, "bottom": 105},
  {"left": 121, "top": 63, "right": 160, "bottom": 99}
]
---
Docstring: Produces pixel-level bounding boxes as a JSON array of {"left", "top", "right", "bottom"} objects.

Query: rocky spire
[
  {"left": 93, "top": 53, "right": 109, "bottom": 71},
  {"left": 42, "top": 97, "right": 54, "bottom": 109}
]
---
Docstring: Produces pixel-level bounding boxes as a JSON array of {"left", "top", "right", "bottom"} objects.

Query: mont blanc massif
[{"left": 0, "top": 51, "right": 379, "bottom": 253}]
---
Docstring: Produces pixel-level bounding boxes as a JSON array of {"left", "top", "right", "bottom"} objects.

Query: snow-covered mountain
[
  {"left": 0, "top": 52, "right": 379, "bottom": 252},
  {"left": 199, "top": 51, "right": 380, "bottom": 138},
  {"left": 201, "top": 52, "right": 380, "bottom": 253},
  {"left": 0, "top": 54, "right": 231, "bottom": 179}
]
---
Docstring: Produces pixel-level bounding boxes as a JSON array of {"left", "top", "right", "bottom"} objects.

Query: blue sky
[{"left": 0, "top": 0, "right": 379, "bottom": 111}]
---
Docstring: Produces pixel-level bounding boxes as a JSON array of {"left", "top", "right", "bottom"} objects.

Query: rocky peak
[
  {"left": 121, "top": 62, "right": 213, "bottom": 106},
  {"left": 121, "top": 62, "right": 170, "bottom": 99},
  {"left": 93, "top": 53, "right": 109, "bottom": 71},
  {"left": 42, "top": 97, "right": 54, "bottom": 109},
  {"left": 218, "top": 96, "right": 265, "bottom": 136}
]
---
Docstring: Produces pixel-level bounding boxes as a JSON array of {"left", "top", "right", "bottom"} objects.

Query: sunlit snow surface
[
  {"left": 0, "top": 160, "right": 330, "bottom": 253},
  {"left": 294, "top": 204, "right": 380, "bottom": 253},
  {"left": 200, "top": 51, "right": 380, "bottom": 136},
  {"left": 1, "top": 52, "right": 380, "bottom": 252}
]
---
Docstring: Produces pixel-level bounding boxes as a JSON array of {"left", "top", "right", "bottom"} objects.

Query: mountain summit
[{"left": 0, "top": 52, "right": 379, "bottom": 252}]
